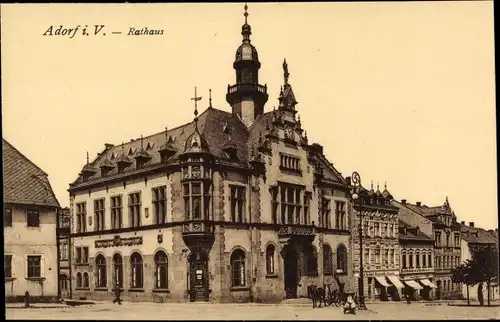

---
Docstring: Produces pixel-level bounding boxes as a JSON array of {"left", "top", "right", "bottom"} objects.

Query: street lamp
[{"left": 351, "top": 171, "right": 367, "bottom": 310}]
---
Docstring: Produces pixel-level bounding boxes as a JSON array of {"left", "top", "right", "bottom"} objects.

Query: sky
[{"left": 2, "top": 2, "right": 497, "bottom": 229}]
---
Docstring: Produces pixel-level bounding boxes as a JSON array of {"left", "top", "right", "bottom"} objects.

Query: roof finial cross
[
  {"left": 86, "top": 151, "right": 89, "bottom": 164},
  {"left": 140, "top": 135, "right": 144, "bottom": 150},
  {"left": 244, "top": 3, "right": 249, "bottom": 24},
  {"left": 191, "top": 86, "right": 202, "bottom": 119}
]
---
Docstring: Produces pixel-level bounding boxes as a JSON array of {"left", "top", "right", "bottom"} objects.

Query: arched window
[
  {"left": 306, "top": 245, "right": 319, "bottom": 276},
  {"left": 402, "top": 251, "right": 407, "bottom": 269},
  {"left": 231, "top": 249, "right": 246, "bottom": 287},
  {"left": 83, "top": 272, "right": 89, "bottom": 288},
  {"left": 323, "top": 244, "right": 333, "bottom": 276},
  {"left": 76, "top": 272, "right": 82, "bottom": 288},
  {"left": 423, "top": 251, "right": 427, "bottom": 267},
  {"left": 155, "top": 251, "right": 168, "bottom": 289},
  {"left": 95, "top": 254, "right": 107, "bottom": 288},
  {"left": 416, "top": 251, "right": 421, "bottom": 268},
  {"left": 130, "top": 252, "right": 143, "bottom": 289},
  {"left": 266, "top": 245, "right": 275, "bottom": 275},
  {"left": 113, "top": 253, "right": 123, "bottom": 287},
  {"left": 336, "top": 244, "right": 347, "bottom": 274},
  {"left": 409, "top": 251, "right": 414, "bottom": 268}
]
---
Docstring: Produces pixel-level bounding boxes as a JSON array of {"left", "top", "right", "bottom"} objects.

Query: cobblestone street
[{"left": 6, "top": 301, "right": 500, "bottom": 320}]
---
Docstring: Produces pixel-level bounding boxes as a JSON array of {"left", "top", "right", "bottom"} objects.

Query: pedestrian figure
[
  {"left": 24, "top": 290, "right": 30, "bottom": 308},
  {"left": 405, "top": 291, "right": 411, "bottom": 304},
  {"left": 112, "top": 284, "right": 122, "bottom": 305}
]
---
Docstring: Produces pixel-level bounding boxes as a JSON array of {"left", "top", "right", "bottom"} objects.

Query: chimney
[
  {"left": 346, "top": 177, "right": 351, "bottom": 186},
  {"left": 461, "top": 221, "right": 465, "bottom": 225},
  {"left": 401, "top": 199, "right": 407, "bottom": 205},
  {"left": 469, "top": 222, "right": 474, "bottom": 228},
  {"left": 416, "top": 201, "right": 422, "bottom": 207},
  {"left": 105, "top": 143, "right": 114, "bottom": 149}
]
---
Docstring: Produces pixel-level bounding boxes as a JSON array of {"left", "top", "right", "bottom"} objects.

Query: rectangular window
[
  {"left": 271, "top": 187, "right": 279, "bottom": 224},
  {"left": 152, "top": 186, "right": 167, "bottom": 224},
  {"left": 402, "top": 253, "right": 407, "bottom": 269},
  {"left": 27, "top": 255, "right": 41, "bottom": 278},
  {"left": 27, "top": 209, "right": 40, "bottom": 227},
  {"left": 279, "top": 185, "right": 302, "bottom": 225},
  {"left": 4, "top": 207, "right": 13, "bottom": 227},
  {"left": 423, "top": 253, "right": 427, "bottom": 267},
  {"left": 128, "top": 192, "right": 141, "bottom": 228},
  {"left": 381, "top": 223, "right": 387, "bottom": 238},
  {"left": 191, "top": 183, "right": 202, "bottom": 220},
  {"left": 323, "top": 198, "right": 331, "bottom": 228},
  {"left": 111, "top": 195, "right": 123, "bottom": 229},
  {"left": 409, "top": 253, "right": 414, "bottom": 268},
  {"left": 428, "top": 254, "right": 432, "bottom": 267},
  {"left": 335, "top": 201, "right": 346, "bottom": 230},
  {"left": 76, "top": 247, "right": 82, "bottom": 264},
  {"left": 374, "top": 222, "right": 380, "bottom": 237},
  {"left": 375, "top": 249, "right": 381, "bottom": 264},
  {"left": 279, "top": 153, "right": 301, "bottom": 172},
  {"left": 435, "top": 232, "right": 441, "bottom": 246},
  {"left": 230, "top": 185, "right": 246, "bottom": 223},
  {"left": 94, "top": 198, "right": 105, "bottom": 231},
  {"left": 76, "top": 202, "right": 87, "bottom": 233},
  {"left": 60, "top": 243, "right": 68, "bottom": 261},
  {"left": 416, "top": 253, "right": 420, "bottom": 268},
  {"left": 383, "top": 249, "right": 389, "bottom": 265},
  {"left": 454, "top": 234, "right": 460, "bottom": 248},
  {"left": 5, "top": 255, "right": 12, "bottom": 278},
  {"left": 303, "top": 192, "right": 311, "bottom": 225},
  {"left": 446, "top": 233, "right": 450, "bottom": 247},
  {"left": 75, "top": 247, "right": 89, "bottom": 264}
]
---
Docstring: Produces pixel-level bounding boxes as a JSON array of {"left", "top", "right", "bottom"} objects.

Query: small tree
[
  {"left": 468, "top": 245, "right": 499, "bottom": 307},
  {"left": 452, "top": 260, "right": 475, "bottom": 305}
]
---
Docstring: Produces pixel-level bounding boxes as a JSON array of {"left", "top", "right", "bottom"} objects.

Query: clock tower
[{"left": 226, "top": 4, "right": 269, "bottom": 127}]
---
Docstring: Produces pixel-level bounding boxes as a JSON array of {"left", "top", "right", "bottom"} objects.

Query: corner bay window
[
  {"left": 271, "top": 184, "right": 308, "bottom": 225},
  {"left": 183, "top": 182, "right": 211, "bottom": 220},
  {"left": 128, "top": 192, "right": 141, "bottom": 228},
  {"left": 230, "top": 185, "right": 245, "bottom": 223}
]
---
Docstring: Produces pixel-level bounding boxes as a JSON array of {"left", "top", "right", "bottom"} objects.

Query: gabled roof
[
  {"left": 460, "top": 224, "right": 497, "bottom": 245},
  {"left": 3, "top": 139, "right": 60, "bottom": 208}
]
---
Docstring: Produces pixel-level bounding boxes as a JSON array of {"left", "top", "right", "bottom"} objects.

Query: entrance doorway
[
  {"left": 283, "top": 247, "right": 299, "bottom": 299},
  {"left": 60, "top": 274, "right": 70, "bottom": 298},
  {"left": 189, "top": 250, "right": 209, "bottom": 302}
]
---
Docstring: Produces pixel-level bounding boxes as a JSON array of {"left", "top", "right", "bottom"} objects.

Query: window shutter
[{"left": 40, "top": 256, "right": 45, "bottom": 278}]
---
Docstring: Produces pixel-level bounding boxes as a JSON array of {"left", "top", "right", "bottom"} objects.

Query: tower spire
[{"left": 283, "top": 58, "right": 290, "bottom": 85}]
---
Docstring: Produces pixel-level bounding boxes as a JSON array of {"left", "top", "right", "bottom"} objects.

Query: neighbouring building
[
  {"left": 3, "top": 138, "right": 61, "bottom": 302},
  {"left": 400, "top": 197, "right": 462, "bottom": 299},
  {"left": 348, "top": 182, "right": 402, "bottom": 301},
  {"left": 398, "top": 220, "right": 436, "bottom": 300},
  {"left": 57, "top": 207, "right": 71, "bottom": 298},
  {"left": 68, "top": 5, "right": 354, "bottom": 303},
  {"left": 459, "top": 221, "right": 499, "bottom": 301},
  {"left": 392, "top": 199, "right": 438, "bottom": 300}
]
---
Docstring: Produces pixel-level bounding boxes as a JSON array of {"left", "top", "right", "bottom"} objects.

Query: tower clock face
[{"left": 284, "top": 125, "right": 295, "bottom": 140}]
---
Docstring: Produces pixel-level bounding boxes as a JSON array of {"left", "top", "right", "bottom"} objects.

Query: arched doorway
[
  {"left": 188, "top": 249, "right": 209, "bottom": 302},
  {"left": 283, "top": 246, "right": 299, "bottom": 299}
]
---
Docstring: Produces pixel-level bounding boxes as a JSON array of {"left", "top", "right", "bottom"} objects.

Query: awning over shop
[
  {"left": 387, "top": 275, "right": 405, "bottom": 289},
  {"left": 419, "top": 279, "right": 437, "bottom": 289},
  {"left": 375, "top": 276, "right": 390, "bottom": 288},
  {"left": 404, "top": 280, "right": 423, "bottom": 290}
]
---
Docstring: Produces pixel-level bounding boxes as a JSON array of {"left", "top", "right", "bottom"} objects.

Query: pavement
[{"left": 5, "top": 300, "right": 500, "bottom": 320}]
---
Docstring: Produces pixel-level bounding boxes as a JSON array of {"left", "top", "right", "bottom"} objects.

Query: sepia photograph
[{"left": 2, "top": 2, "right": 498, "bottom": 320}]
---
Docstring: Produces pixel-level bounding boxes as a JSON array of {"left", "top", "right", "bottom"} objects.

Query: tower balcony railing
[{"left": 227, "top": 83, "right": 267, "bottom": 94}]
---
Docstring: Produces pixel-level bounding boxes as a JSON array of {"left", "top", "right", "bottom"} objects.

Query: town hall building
[{"left": 68, "top": 5, "right": 354, "bottom": 303}]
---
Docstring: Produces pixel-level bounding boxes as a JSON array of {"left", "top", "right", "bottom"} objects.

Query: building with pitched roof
[
  {"left": 398, "top": 220, "right": 436, "bottom": 300},
  {"left": 397, "top": 198, "right": 462, "bottom": 300},
  {"left": 3, "top": 138, "right": 61, "bottom": 302},
  {"left": 459, "top": 221, "right": 499, "bottom": 301},
  {"left": 347, "top": 181, "right": 402, "bottom": 301},
  {"left": 392, "top": 199, "right": 438, "bottom": 300},
  {"left": 68, "top": 5, "right": 354, "bottom": 303}
]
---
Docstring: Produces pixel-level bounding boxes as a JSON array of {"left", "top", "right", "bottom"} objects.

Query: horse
[{"left": 309, "top": 284, "right": 327, "bottom": 308}]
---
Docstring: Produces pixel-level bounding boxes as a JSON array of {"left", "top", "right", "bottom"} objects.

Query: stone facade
[{"left": 68, "top": 6, "right": 354, "bottom": 303}]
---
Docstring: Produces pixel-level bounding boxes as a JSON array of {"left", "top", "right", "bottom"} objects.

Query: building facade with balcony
[
  {"left": 398, "top": 220, "right": 436, "bottom": 300},
  {"left": 3, "top": 138, "right": 61, "bottom": 302},
  {"left": 399, "top": 197, "right": 462, "bottom": 299},
  {"left": 459, "top": 221, "right": 498, "bottom": 301},
  {"left": 57, "top": 207, "right": 71, "bottom": 299},
  {"left": 68, "top": 6, "right": 354, "bottom": 303},
  {"left": 350, "top": 182, "right": 402, "bottom": 301}
]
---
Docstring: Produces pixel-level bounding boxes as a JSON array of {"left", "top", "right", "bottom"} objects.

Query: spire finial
[
  {"left": 140, "top": 135, "right": 144, "bottom": 150},
  {"left": 244, "top": 3, "right": 249, "bottom": 24},
  {"left": 371, "top": 181, "right": 374, "bottom": 190},
  {"left": 191, "top": 86, "right": 202, "bottom": 122},
  {"left": 121, "top": 142, "right": 125, "bottom": 153},
  {"left": 283, "top": 58, "right": 290, "bottom": 85},
  {"left": 165, "top": 126, "right": 168, "bottom": 141},
  {"left": 86, "top": 151, "right": 89, "bottom": 164},
  {"left": 377, "top": 182, "right": 380, "bottom": 191},
  {"left": 384, "top": 181, "right": 387, "bottom": 190},
  {"left": 209, "top": 89, "right": 212, "bottom": 108}
]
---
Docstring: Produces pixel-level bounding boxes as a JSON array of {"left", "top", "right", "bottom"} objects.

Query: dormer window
[
  {"left": 100, "top": 159, "right": 114, "bottom": 177},
  {"left": 222, "top": 139, "right": 238, "bottom": 160}
]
